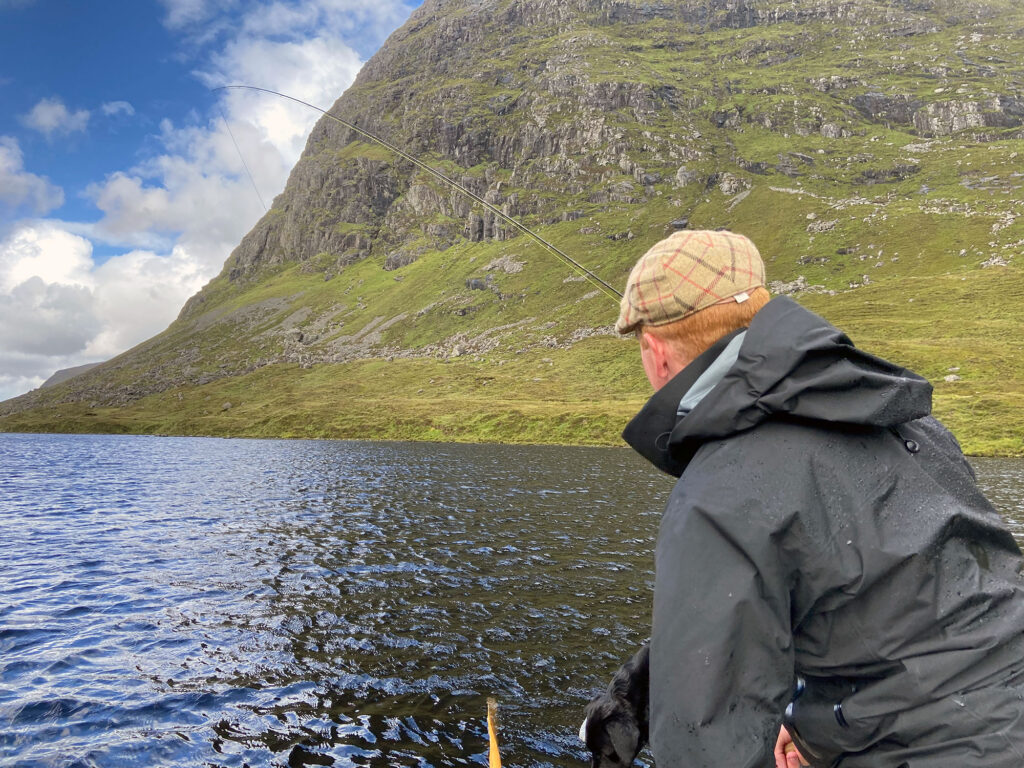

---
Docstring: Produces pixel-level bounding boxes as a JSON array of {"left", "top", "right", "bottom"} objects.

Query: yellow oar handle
[{"left": 487, "top": 697, "right": 502, "bottom": 768}]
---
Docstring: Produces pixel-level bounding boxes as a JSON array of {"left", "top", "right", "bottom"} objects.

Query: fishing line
[
  {"left": 212, "top": 85, "right": 623, "bottom": 301},
  {"left": 217, "top": 104, "right": 268, "bottom": 213}
]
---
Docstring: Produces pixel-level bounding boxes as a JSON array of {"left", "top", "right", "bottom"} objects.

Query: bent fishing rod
[{"left": 213, "top": 85, "right": 622, "bottom": 302}]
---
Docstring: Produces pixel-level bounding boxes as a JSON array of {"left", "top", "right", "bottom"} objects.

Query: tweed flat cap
[{"left": 615, "top": 229, "right": 766, "bottom": 334}]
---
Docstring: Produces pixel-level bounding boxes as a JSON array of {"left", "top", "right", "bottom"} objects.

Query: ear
[{"left": 642, "top": 331, "right": 673, "bottom": 388}]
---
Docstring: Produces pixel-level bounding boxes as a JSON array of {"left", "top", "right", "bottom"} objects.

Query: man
[{"left": 581, "top": 230, "right": 1024, "bottom": 767}]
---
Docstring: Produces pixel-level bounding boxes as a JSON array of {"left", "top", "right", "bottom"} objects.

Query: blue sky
[{"left": 0, "top": 0, "right": 421, "bottom": 400}]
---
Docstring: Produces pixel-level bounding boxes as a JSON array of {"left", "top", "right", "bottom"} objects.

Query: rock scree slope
[{"left": 3, "top": 0, "right": 1023, "bottom": 454}]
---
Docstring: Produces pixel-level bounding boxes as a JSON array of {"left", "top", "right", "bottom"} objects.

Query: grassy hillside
[
  {"left": 3, "top": 242, "right": 1020, "bottom": 455},
  {"left": 2, "top": 0, "right": 1023, "bottom": 456}
]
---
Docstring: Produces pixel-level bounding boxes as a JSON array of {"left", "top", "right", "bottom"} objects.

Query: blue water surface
[
  {"left": 0, "top": 434, "right": 668, "bottom": 767},
  {"left": 1, "top": 433, "right": 1021, "bottom": 767}
]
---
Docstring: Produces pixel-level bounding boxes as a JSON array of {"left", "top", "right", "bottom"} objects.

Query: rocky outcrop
[
  {"left": 914, "top": 97, "right": 1024, "bottom": 136},
  {"left": 852, "top": 92, "right": 922, "bottom": 125},
  {"left": 847, "top": 91, "right": 1024, "bottom": 137}
]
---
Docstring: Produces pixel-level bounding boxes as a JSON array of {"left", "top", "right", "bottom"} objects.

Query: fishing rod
[
  {"left": 216, "top": 104, "right": 267, "bottom": 212},
  {"left": 212, "top": 85, "right": 623, "bottom": 301}
]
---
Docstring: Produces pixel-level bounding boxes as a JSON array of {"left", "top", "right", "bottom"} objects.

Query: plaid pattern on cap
[{"left": 615, "top": 230, "right": 766, "bottom": 334}]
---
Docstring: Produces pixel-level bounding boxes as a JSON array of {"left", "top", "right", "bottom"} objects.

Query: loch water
[{"left": 1, "top": 433, "right": 1022, "bottom": 768}]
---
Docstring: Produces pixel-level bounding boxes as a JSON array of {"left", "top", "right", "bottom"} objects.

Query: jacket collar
[{"left": 622, "top": 328, "right": 745, "bottom": 477}]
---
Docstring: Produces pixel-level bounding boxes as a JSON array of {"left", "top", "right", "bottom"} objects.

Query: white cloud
[
  {"left": 161, "top": 0, "right": 412, "bottom": 52},
  {"left": 237, "top": 0, "right": 413, "bottom": 52},
  {"left": 101, "top": 100, "right": 135, "bottom": 117},
  {"left": 0, "top": 220, "right": 210, "bottom": 401},
  {"left": 0, "top": 354, "right": 50, "bottom": 403},
  {"left": 0, "top": 276, "right": 99, "bottom": 356},
  {"left": 205, "top": 34, "right": 363, "bottom": 158},
  {"left": 0, "top": 223, "right": 101, "bottom": 400},
  {"left": 88, "top": 10, "right": 370, "bottom": 274},
  {"left": 302, "top": 0, "right": 414, "bottom": 44},
  {"left": 0, "top": 136, "right": 64, "bottom": 215},
  {"left": 87, "top": 118, "right": 277, "bottom": 274},
  {"left": 21, "top": 97, "right": 90, "bottom": 139},
  {"left": 0, "top": 220, "right": 93, "bottom": 292},
  {"left": 87, "top": 245, "right": 209, "bottom": 358}
]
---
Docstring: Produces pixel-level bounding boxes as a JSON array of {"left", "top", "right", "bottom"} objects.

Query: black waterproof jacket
[{"left": 623, "top": 297, "right": 1024, "bottom": 767}]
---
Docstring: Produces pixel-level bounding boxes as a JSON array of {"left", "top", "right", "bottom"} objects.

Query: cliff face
[
  {"left": 4, "top": 0, "right": 1024, "bottom": 454},
  {"left": 199, "top": 0, "right": 1023, "bottom": 298}
]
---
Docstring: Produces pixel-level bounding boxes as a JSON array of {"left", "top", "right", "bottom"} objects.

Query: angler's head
[{"left": 616, "top": 229, "right": 769, "bottom": 391}]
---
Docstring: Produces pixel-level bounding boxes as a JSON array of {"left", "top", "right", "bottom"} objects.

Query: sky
[{"left": 0, "top": 0, "right": 422, "bottom": 401}]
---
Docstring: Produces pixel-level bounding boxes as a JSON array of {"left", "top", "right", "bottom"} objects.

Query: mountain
[
  {"left": 39, "top": 363, "right": 102, "bottom": 390},
  {"left": 3, "top": 0, "right": 1023, "bottom": 455}
]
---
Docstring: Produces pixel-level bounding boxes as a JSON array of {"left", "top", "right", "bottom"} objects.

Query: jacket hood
[{"left": 625, "top": 296, "right": 933, "bottom": 475}]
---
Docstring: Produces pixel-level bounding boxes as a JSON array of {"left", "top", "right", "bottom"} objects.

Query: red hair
[{"left": 638, "top": 287, "right": 771, "bottom": 360}]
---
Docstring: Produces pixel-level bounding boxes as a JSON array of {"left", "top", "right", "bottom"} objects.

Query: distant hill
[
  {"left": 3, "top": 0, "right": 1022, "bottom": 455},
  {"left": 40, "top": 363, "right": 102, "bottom": 390}
]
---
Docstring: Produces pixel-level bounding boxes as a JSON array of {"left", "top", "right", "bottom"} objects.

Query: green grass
[
  {"left": 801, "top": 267, "right": 1024, "bottom": 456},
  {"left": 0, "top": 341, "right": 646, "bottom": 445},
  {"left": 5, "top": 268, "right": 1022, "bottom": 456}
]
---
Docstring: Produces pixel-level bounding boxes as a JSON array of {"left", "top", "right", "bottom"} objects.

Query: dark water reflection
[
  {"left": 0, "top": 435, "right": 1021, "bottom": 767},
  {"left": 0, "top": 435, "right": 666, "bottom": 767}
]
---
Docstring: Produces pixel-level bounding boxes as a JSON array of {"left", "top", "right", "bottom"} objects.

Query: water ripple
[{"left": 0, "top": 434, "right": 1018, "bottom": 767}]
